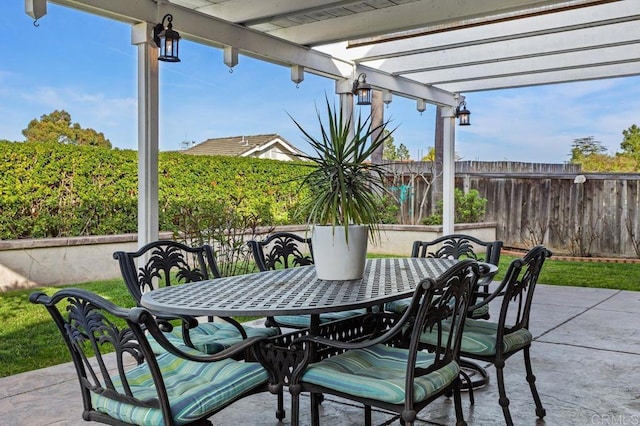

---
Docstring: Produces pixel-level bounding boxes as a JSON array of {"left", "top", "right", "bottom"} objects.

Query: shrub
[
  {"left": 0, "top": 141, "right": 310, "bottom": 239},
  {"left": 422, "top": 188, "right": 487, "bottom": 225}
]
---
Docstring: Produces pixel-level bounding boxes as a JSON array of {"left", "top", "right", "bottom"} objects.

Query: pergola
[{"left": 26, "top": 0, "right": 640, "bottom": 246}]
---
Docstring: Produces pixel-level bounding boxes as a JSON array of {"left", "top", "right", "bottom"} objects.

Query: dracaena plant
[{"left": 289, "top": 96, "right": 395, "bottom": 242}]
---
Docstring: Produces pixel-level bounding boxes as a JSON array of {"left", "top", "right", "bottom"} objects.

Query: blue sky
[{"left": 3, "top": 2, "right": 640, "bottom": 163}]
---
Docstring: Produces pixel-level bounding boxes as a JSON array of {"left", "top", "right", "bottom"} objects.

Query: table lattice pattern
[{"left": 142, "top": 258, "right": 457, "bottom": 317}]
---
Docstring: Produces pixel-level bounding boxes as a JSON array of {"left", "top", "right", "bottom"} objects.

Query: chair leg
[
  {"left": 453, "top": 378, "right": 468, "bottom": 426},
  {"left": 364, "top": 404, "right": 372, "bottom": 426},
  {"left": 524, "top": 346, "right": 546, "bottom": 419},
  {"left": 310, "top": 393, "right": 322, "bottom": 426},
  {"left": 290, "top": 385, "right": 300, "bottom": 426},
  {"left": 459, "top": 369, "right": 474, "bottom": 406},
  {"left": 495, "top": 360, "right": 514, "bottom": 426},
  {"left": 276, "top": 386, "right": 285, "bottom": 421}
]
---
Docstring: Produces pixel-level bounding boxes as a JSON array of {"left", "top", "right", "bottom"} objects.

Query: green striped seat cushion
[
  {"left": 420, "top": 319, "right": 533, "bottom": 356},
  {"left": 273, "top": 309, "right": 366, "bottom": 328},
  {"left": 91, "top": 353, "right": 268, "bottom": 425},
  {"left": 385, "top": 298, "right": 411, "bottom": 315},
  {"left": 150, "top": 322, "right": 278, "bottom": 355},
  {"left": 301, "top": 344, "right": 459, "bottom": 404},
  {"left": 468, "top": 303, "right": 490, "bottom": 319},
  {"left": 386, "top": 298, "right": 490, "bottom": 319},
  {"left": 458, "top": 319, "right": 532, "bottom": 356}
]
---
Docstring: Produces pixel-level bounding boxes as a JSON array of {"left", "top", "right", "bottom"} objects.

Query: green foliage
[
  {"left": 396, "top": 143, "right": 410, "bottom": 161},
  {"left": 0, "top": 141, "right": 138, "bottom": 239},
  {"left": 0, "top": 141, "right": 311, "bottom": 239},
  {"left": 22, "top": 110, "right": 112, "bottom": 148},
  {"left": 621, "top": 124, "right": 640, "bottom": 160},
  {"left": 422, "top": 188, "right": 487, "bottom": 225},
  {"left": 375, "top": 195, "right": 400, "bottom": 224},
  {"left": 381, "top": 130, "right": 410, "bottom": 161},
  {"left": 568, "top": 133, "right": 640, "bottom": 172},
  {"left": 290, "top": 97, "right": 395, "bottom": 238},
  {"left": 576, "top": 153, "right": 637, "bottom": 172},
  {"left": 569, "top": 136, "right": 606, "bottom": 162},
  {"left": 382, "top": 130, "right": 398, "bottom": 160},
  {"left": 421, "top": 146, "right": 436, "bottom": 161}
]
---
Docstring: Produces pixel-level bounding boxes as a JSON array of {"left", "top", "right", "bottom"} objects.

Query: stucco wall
[{"left": 0, "top": 224, "right": 496, "bottom": 291}]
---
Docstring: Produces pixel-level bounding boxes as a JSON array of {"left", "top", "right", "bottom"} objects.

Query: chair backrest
[
  {"left": 29, "top": 288, "right": 176, "bottom": 424},
  {"left": 402, "top": 259, "right": 479, "bottom": 383},
  {"left": 248, "top": 232, "right": 313, "bottom": 272},
  {"left": 412, "top": 233, "right": 502, "bottom": 266},
  {"left": 113, "top": 240, "right": 221, "bottom": 305},
  {"left": 495, "top": 245, "right": 552, "bottom": 337}
]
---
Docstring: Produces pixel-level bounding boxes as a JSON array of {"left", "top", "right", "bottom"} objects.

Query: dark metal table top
[{"left": 140, "top": 257, "right": 458, "bottom": 317}]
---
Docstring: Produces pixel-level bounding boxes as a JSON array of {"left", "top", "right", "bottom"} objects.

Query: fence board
[{"left": 382, "top": 161, "right": 640, "bottom": 257}]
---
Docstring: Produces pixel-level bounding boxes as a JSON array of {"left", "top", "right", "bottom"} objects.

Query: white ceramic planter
[{"left": 311, "top": 225, "right": 369, "bottom": 280}]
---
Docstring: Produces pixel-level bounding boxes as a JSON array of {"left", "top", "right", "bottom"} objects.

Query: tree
[
  {"left": 421, "top": 146, "right": 436, "bottom": 161},
  {"left": 569, "top": 136, "right": 606, "bottom": 162},
  {"left": 382, "top": 130, "right": 398, "bottom": 160},
  {"left": 621, "top": 124, "right": 640, "bottom": 160},
  {"left": 22, "top": 110, "right": 111, "bottom": 148},
  {"left": 397, "top": 143, "right": 410, "bottom": 161}
]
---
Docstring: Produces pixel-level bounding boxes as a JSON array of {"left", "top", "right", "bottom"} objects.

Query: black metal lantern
[
  {"left": 456, "top": 100, "right": 471, "bottom": 126},
  {"left": 352, "top": 73, "right": 372, "bottom": 105},
  {"left": 153, "top": 14, "right": 180, "bottom": 62}
]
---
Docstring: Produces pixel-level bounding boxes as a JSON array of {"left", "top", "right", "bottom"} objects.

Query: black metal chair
[
  {"left": 386, "top": 234, "right": 502, "bottom": 320},
  {"left": 288, "top": 259, "right": 480, "bottom": 426},
  {"left": 421, "top": 245, "right": 551, "bottom": 425},
  {"left": 248, "top": 231, "right": 314, "bottom": 272},
  {"left": 29, "top": 288, "right": 270, "bottom": 426},
  {"left": 412, "top": 234, "right": 502, "bottom": 319},
  {"left": 248, "top": 232, "right": 366, "bottom": 330},
  {"left": 113, "top": 240, "right": 279, "bottom": 355}
]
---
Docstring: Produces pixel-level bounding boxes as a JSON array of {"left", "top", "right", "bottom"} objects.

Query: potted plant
[{"left": 290, "top": 97, "right": 395, "bottom": 280}]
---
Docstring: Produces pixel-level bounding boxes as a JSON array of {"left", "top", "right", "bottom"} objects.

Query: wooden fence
[{"left": 382, "top": 161, "right": 640, "bottom": 257}]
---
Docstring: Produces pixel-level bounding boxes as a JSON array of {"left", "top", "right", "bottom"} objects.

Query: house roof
[{"left": 182, "top": 134, "right": 306, "bottom": 157}]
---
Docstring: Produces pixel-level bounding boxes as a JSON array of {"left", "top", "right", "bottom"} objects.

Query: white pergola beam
[
  {"left": 49, "top": 0, "right": 456, "bottom": 106},
  {"left": 437, "top": 62, "right": 640, "bottom": 92},
  {"left": 407, "top": 44, "right": 640, "bottom": 86}
]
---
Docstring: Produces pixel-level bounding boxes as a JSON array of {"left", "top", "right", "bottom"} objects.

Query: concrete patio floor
[{"left": 1, "top": 284, "right": 639, "bottom": 425}]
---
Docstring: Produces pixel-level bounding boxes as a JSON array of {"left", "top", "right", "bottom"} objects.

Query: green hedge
[{"left": 0, "top": 141, "right": 311, "bottom": 239}]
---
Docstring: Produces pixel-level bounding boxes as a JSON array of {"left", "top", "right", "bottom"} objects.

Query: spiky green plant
[{"left": 290, "top": 97, "right": 396, "bottom": 242}]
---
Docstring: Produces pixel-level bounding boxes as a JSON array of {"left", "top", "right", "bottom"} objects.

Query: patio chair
[
  {"left": 288, "top": 259, "right": 480, "bottom": 426},
  {"left": 420, "top": 245, "right": 551, "bottom": 425},
  {"left": 386, "top": 234, "right": 502, "bottom": 320},
  {"left": 248, "top": 232, "right": 366, "bottom": 330},
  {"left": 29, "top": 288, "right": 270, "bottom": 426},
  {"left": 113, "top": 240, "right": 279, "bottom": 355}
]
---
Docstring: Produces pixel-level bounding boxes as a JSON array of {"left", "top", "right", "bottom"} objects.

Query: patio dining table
[
  {"left": 140, "top": 257, "right": 459, "bottom": 332},
  {"left": 140, "top": 257, "right": 495, "bottom": 394}
]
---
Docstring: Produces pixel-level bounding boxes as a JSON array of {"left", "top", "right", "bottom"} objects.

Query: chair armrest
[{"left": 135, "top": 307, "right": 266, "bottom": 362}]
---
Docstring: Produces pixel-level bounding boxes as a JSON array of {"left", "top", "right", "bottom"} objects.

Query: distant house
[{"left": 182, "top": 134, "right": 306, "bottom": 162}]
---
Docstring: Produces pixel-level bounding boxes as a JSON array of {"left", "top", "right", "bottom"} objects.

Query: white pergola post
[
  {"left": 132, "top": 23, "right": 160, "bottom": 248},
  {"left": 441, "top": 105, "right": 456, "bottom": 235},
  {"left": 336, "top": 78, "right": 355, "bottom": 132}
]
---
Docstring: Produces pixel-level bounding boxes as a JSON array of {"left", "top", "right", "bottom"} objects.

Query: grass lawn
[{"left": 1, "top": 255, "right": 638, "bottom": 378}]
